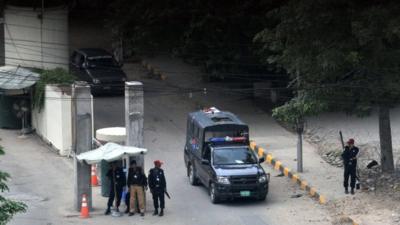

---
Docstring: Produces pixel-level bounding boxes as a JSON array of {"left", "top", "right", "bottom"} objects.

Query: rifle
[
  {"left": 339, "top": 130, "right": 345, "bottom": 150},
  {"left": 165, "top": 190, "right": 171, "bottom": 199}
]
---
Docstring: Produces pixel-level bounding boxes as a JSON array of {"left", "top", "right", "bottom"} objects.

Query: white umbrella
[{"left": 76, "top": 142, "right": 147, "bottom": 164}]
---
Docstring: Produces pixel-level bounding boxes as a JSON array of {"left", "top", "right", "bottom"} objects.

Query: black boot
[
  {"left": 345, "top": 187, "right": 349, "bottom": 194},
  {"left": 159, "top": 209, "right": 164, "bottom": 217},
  {"left": 351, "top": 188, "right": 355, "bottom": 195},
  {"left": 153, "top": 209, "right": 158, "bottom": 216},
  {"left": 105, "top": 208, "right": 111, "bottom": 215}
]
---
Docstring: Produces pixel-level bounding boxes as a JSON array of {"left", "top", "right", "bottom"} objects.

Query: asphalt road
[
  {"left": 1, "top": 63, "right": 332, "bottom": 225},
  {"left": 88, "top": 65, "right": 333, "bottom": 225}
]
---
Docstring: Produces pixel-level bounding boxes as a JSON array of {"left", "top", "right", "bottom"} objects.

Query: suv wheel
[
  {"left": 257, "top": 194, "right": 267, "bottom": 201},
  {"left": 188, "top": 164, "right": 198, "bottom": 185},
  {"left": 210, "top": 183, "right": 220, "bottom": 204}
]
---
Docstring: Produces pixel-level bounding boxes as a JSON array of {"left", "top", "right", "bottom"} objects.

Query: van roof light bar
[
  {"left": 209, "top": 136, "right": 246, "bottom": 143},
  {"left": 203, "top": 107, "right": 220, "bottom": 114}
]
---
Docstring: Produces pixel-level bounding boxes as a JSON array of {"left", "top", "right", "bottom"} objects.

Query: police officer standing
[
  {"left": 127, "top": 160, "right": 147, "bottom": 216},
  {"left": 105, "top": 161, "right": 126, "bottom": 215},
  {"left": 341, "top": 138, "right": 359, "bottom": 195},
  {"left": 148, "top": 160, "right": 167, "bottom": 216}
]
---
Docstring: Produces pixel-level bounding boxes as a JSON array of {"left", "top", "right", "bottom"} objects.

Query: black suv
[
  {"left": 184, "top": 107, "right": 269, "bottom": 203},
  {"left": 70, "top": 48, "right": 127, "bottom": 94}
]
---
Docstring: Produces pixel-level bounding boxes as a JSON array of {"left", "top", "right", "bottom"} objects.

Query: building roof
[{"left": 0, "top": 66, "right": 40, "bottom": 91}]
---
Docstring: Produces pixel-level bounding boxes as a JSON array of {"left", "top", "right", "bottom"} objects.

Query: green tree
[
  {"left": 0, "top": 146, "right": 27, "bottom": 224},
  {"left": 255, "top": 0, "right": 400, "bottom": 172},
  {"left": 107, "top": 0, "right": 280, "bottom": 76}
]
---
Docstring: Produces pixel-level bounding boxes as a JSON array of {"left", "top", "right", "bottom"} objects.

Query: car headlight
[
  {"left": 258, "top": 174, "right": 267, "bottom": 183},
  {"left": 93, "top": 78, "right": 101, "bottom": 84},
  {"left": 217, "top": 176, "right": 230, "bottom": 185}
]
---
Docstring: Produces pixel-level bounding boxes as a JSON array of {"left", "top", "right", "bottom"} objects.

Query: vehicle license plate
[
  {"left": 240, "top": 191, "right": 251, "bottom": 197},
  {"left": 103, "top": 86, "right": 111, "bottom": 90}
]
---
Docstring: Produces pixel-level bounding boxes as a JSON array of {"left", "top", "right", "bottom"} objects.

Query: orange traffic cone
[
  {"left": 80, "top": 194, "right": 89, "bottom": 218},
  {"left": 91, "top": 165, "right": 98, "bottom": 186}
]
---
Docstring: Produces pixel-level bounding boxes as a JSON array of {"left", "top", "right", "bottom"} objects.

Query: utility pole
[
  {"left": 296, "top": 73, "right": 304, "bottom": 173},
  {"left": 296, "top": 119, "right": 304, "bottom": 172},
  {"left": 0, "top": 1, "right": 5, "bottom": 66},
  {"left": 125, "top": 81, "right": 144, "bottom": 168},
  {"left": 72, "top": 83, "right": 92, "bottom": 211}
]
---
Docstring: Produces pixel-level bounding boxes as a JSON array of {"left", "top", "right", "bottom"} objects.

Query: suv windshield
[
  {"left": 87, "top": 56, "right": 119, "bottom": 68},
  {"left": 213, "top": 147, "right": 257, "bottom": 165}
]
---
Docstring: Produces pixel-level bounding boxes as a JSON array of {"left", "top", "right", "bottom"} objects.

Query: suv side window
[
  {"left": 203, "top": 145, "right": 211, "bottom": 161},
  {"left": 73, "top": 52, "right": 84, "bottom": 67},
  {"left": 194, "top": 127, "right": 199, "bottom": 139}
]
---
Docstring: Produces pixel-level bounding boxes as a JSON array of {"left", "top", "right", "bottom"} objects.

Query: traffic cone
[
  {"left": 91, "top": 165, "right": 98, "bottom": 186},
  {"left": 80, "top": 194, "right": 89, "bottom": 218}
]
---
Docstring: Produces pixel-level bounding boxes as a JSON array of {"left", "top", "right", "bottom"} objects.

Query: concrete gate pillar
[{"left": 72, "top": 83, "right": 93, "bottom": 211}]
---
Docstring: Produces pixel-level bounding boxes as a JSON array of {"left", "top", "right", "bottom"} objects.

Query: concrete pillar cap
[{"left": 96, "top": 127, "right": 126, "bottom": 143}]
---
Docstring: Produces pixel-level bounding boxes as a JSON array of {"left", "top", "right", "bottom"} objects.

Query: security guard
[
  {"left": 148, "top": 160, "right": 167, "bottom": 216},
  {"left": 341, "top": 138, "right": 359, "bottom": 195},
  {"left": 105, "top": 161, "right": 126, "bottom": 215},
  {"left": 127, "top": 160, "right": 147, "bottom": 216}
]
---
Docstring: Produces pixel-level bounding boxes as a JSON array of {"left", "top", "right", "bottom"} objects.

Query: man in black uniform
[
  {"left": 341, "top": 138, "right": 359, "bottom": 195},
  {"left": 148, "top": 160, "right": 167, "bottom": 216},
  {"left": 105, "top": 161, "right": 126, "bottom": 215}
]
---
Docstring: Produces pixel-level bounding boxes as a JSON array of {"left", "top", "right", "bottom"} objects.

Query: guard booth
[{"left": 0, "top": 66, "right": 39, "bottom": 131}]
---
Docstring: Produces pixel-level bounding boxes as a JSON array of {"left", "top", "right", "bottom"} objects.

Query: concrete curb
[
  {"left": 250, "top": 141, "right": 361, "bottom": 225},
  {"left": 249, "top": 141, "right": 327, "bottom": 204}
]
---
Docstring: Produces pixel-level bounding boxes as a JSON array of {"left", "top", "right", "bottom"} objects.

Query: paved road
[
  {"left": 1, "top": 63, "right": 332, "bottom": 225},
  {"left": 89, "top": 64, "right": 333, "bottom": 225}
]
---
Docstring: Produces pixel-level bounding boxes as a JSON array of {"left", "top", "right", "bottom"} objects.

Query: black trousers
[
  {"left": 107, "top": 185, "right": 123, "bottom": 209},
  {"left": 152, "top": 189, "right": 165, "bottom": 209},
  {"left": 344, "top": 165, "right": 357, "bottom": 189},
  {"left": 125, "top": 192, "right": 130, "bottom": 211}
]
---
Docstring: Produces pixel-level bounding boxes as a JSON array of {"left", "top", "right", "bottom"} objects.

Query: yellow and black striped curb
[
  {"left": 249, "top": 141, "right": 327, "bottom": 205},
  {"left": 250, "top": 141, "right": 361, "bottom": 225},
  {"left": 141, "top": 60, "right": 168, "bottom": 80}
]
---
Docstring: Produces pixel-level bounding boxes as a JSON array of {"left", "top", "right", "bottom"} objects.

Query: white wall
[
  {"left": 4, "top": 5, "right": 69, "bottom": 70},
  {"left": 32, "top": 85, "right": 72, "bottom": 156}
]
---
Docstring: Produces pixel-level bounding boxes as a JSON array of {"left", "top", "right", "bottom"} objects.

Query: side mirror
[
  {"left": 81, "top": 61, "right": 89, "bottom": 69},
  {"left": 201, "top": 159, "right": 210, "bottom": 165},
  {"left": 259, "top": 157, "right": 265, "bottom": 164}
]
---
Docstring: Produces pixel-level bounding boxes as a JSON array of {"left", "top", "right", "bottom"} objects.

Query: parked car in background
[{"left": 70, "top": 48, "right": 127, "bottom": 95}]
